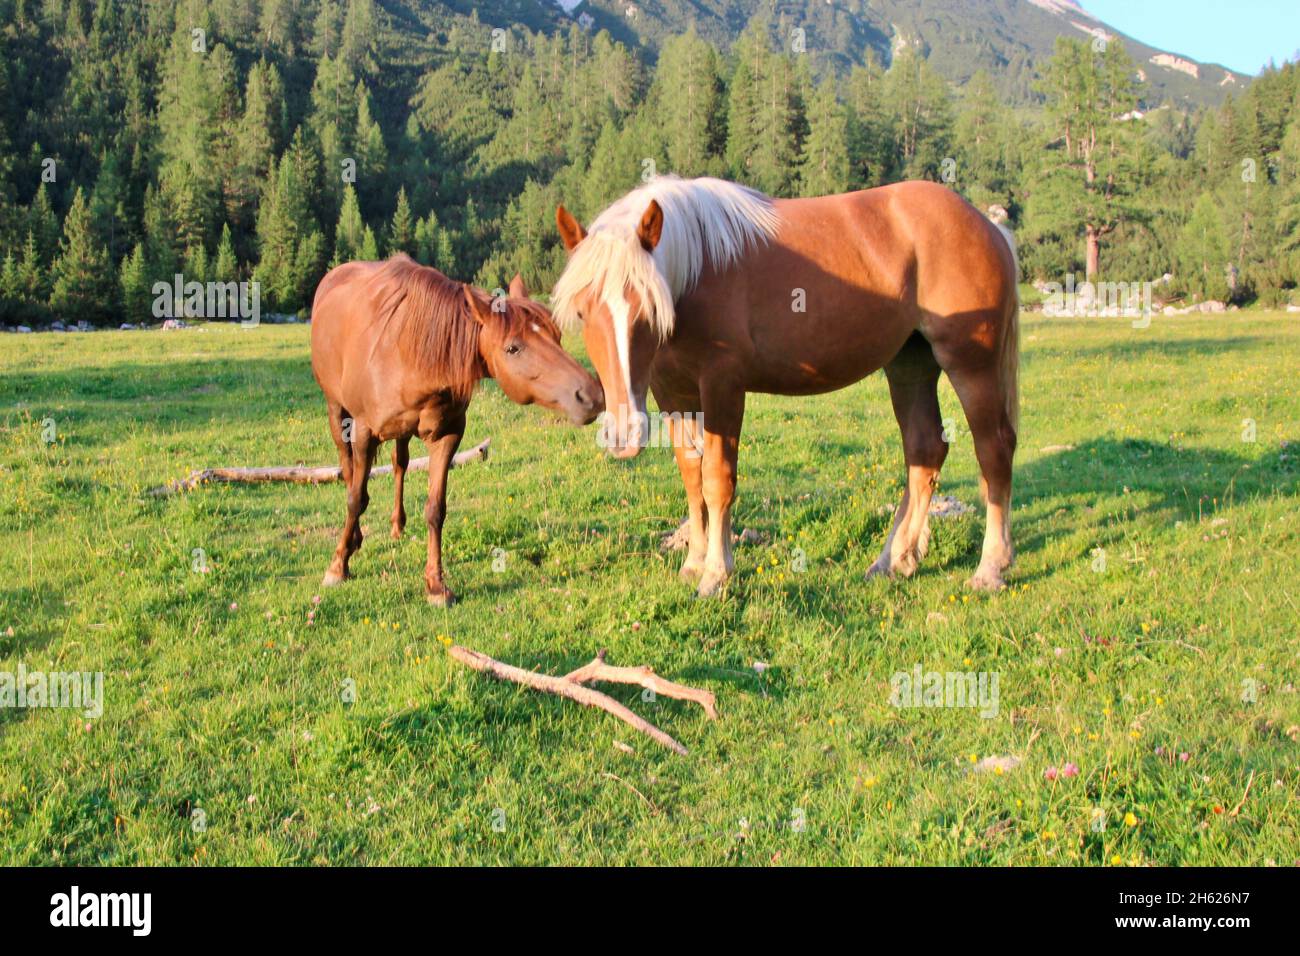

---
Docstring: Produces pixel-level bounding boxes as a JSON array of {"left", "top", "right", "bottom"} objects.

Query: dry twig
[
  {"left": 565, "top": 650, "right": 718, "bottom": 719},
  {"left": 1229, "top": 769, "right": 1256, "bottom": 818},
  {"left": 445, "top": 645, "right": 716, "bottom": 756}
]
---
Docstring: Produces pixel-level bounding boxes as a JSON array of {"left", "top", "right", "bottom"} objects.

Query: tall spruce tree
[
  {"left": 1025, "top": 38, "right": 1144, "bottom": 281},
  {"left": 651, "top": 29, "right": 724, "bottom": 178},
  {"left": 846, "top": 54, "right": 896, "bottom": 187},
  {"left": 799, "top": 78, "right": 850, "bottom": 197},
  {"left": 333, "top": 185, "right": 365, "bottom": 263},
  {"left": 882, "top": 48, "right": 954, "bottom": 181},
  {"left": 388, "top": 188, "right": 414, "bottom": 256},
  {"left": 725, "top": 18, "right": 802, "bottom": 195},
  {"left": 51, "top": 188, "right": 115, "bottom": 321},
  {"left": 955, "top": 70, "right": 1016, "bottom": 209},
  {"left": 255, "top": 148, "right": 322, "bottom": 312},
  {"left": 1174, "top": 192, "right": 1231, "bottom": 300},
  {"left": 27, "top": 185, "right": 61, "bottom": 269},
  {"left": 156, "top": 10, "right": 238, "bottom": 252},
  {"left": 231, "top": 60, "right": 286, "bottom": 244},
  {"left": 214, "top": 224, "right": 238, "bottom": 282},
  {"left": 119, "top": 242, "right": 150, "bottom": 320}
]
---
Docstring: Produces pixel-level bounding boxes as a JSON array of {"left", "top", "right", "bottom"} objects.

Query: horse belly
[
  {"left": 738, "top": 200, "right": 919, "bottom": 395},
  {"left": 340, "top": 368, "right": 440, "bottom": 441},
  {"left": 743, "top": 292, "right": 916, "bottom": 396}
]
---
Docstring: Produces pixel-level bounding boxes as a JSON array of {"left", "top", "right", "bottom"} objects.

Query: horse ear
[
  {"left": 556, "top": 205, "right": 586, "bottom": 252},
  {"left": 508, "top": 272, "right": 527, "bottom": 299},
  {"left": 463, "top": 286, "right": 490, "bottom": 326},
  {"left": 636, "top": 200, "right": 664, "bottom": 252}
]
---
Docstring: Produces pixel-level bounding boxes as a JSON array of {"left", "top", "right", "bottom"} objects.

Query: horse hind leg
[
  {"left": 943, "top": 361, "right": 1017, "bottom": 591},
  {"left": 323, "top": 403, "right": 361, "bottom": 567},
  {"left": 868, "top": 336, "right": 947, "bottom": 579}
]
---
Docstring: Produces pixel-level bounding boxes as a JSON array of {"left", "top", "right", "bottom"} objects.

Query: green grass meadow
[{"left": 0, "top": 313, "right": 1296, "bottom": 865}]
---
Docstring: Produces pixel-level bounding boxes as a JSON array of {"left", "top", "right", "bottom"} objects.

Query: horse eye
[{"left": 505, "top": 342, "right": 522, "bottom": 356}]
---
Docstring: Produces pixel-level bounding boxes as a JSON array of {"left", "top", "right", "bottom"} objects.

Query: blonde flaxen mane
[{"left": 552, "top": 176, "right": 781, "bottom": 339}]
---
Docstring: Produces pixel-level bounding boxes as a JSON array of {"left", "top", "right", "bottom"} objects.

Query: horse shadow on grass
[
  {"left": 1012, "top": 437, "right": 1295, "bottom": 512},
  {"left": 0, "top": 580, "right": 75, "bottom": 735},
  {"left": 721, "top": 436, "right": 1296, "bottom": 616},
  {"left": 1006, "top": 437, "right": 1296, "bottom": 571},
  {"left": 0, "top": 582, "right": 67, "bottom": 659}
]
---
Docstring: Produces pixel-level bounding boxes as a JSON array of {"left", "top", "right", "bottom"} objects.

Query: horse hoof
[
  {"left": 889, "top": 549, "right": 920, "bottom": 578},
  {"left": 915, "top": 529, "right": 932, "bottom": 561},
  {"left": 679, "top": 561, "right": 704, "bottom": 583},
  {"left": 390, "top": 525, "right": 405, "bottom": 541},
  {"left": 426, "top": 589, "right": 456, "bottom": 608},
  {"left": 865, "top": 561, "right": 890, "bottom": 580},
  {"left": 322, "top": 570, "right": 348, "bottom": 587},
  {"left": 966, "top": 570, "right": 1007, "bottom": 592},
  {"left": 696, "top": 572, "right": 727, "bottom": 598}
]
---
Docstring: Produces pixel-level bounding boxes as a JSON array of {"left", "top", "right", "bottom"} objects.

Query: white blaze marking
[{"left": 605, "top": 291, "right": 642, "bottom": 441}]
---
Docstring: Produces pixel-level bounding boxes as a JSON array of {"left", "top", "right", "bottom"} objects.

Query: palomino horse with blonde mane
[
  {"left": 553, "top": 177, "right": 1019, "bottom": 596},
  {"left": 311, "top": 255, "right": 603, "bottom": 605}
]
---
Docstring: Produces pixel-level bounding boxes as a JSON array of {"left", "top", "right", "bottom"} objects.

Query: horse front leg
[
  {"left": 421, "top": 416, "right": 464, "bottom": 607},
  {"left": 323, "top": 422, "right": 378, "bottom": 586},
  {"left": 696, "top": 384, "right": 744, "bottom": 599},
  {"left": 390, "top": 435, "right": 410, "bottom": 539},
  {"left": 668, "top": 412, "right": 708, "bottom": 582}
]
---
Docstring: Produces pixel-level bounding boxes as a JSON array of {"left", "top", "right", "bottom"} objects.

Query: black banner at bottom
[{"left": 0, "top": 865, "right": 1291, "bottom": 942}]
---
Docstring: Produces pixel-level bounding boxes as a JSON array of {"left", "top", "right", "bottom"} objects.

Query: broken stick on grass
[
  {"left": 146, "top": 437, "right": 490, "bottom": 496},
  {"left": 445, "top": 645, "right": 717, "bottom": 756},
  {"left": 565, "top": 650, "right": 718, "bottom": 719}
]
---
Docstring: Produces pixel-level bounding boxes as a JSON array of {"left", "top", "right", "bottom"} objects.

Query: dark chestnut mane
[{"left": 374, "top": 255, "right": 560, "bottom": 403}]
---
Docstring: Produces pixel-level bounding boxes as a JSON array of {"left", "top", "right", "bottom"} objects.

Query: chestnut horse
[
  {"left": 311, "top": 255, "right": 603, "bottom": 605},
  {"left": 553, "top": 177, "right": 1019, "bottom": 596}
]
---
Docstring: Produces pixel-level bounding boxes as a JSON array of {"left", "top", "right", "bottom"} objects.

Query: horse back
[{"left": 668, "top": 182, "right": 1015, "bottom": 396}]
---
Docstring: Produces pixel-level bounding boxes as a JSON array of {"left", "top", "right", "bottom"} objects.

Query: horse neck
[{"left": 401, "top": 297, "right": 487, "bottom": 402}]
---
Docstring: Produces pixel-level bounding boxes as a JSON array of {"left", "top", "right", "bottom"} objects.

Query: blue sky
[{"left": 1082, "top": 0, "right": 1299, "bottom": 75}]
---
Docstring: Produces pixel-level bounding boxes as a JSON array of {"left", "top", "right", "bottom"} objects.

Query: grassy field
[{"left": 0, "top": 312, "right": 1296, "bottom": 866}]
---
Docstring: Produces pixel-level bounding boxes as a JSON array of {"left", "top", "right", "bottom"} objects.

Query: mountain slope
[{"left": 452, "top": 0, "right": 1248, "bottom": 108}]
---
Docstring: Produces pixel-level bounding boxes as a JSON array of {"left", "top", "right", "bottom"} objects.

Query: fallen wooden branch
[
  {"left": 565, "top": 650, "right": 718, "bottom": 719},
  {"left": 446, "top": 645, "right": 716, "bottom": 756},
  {"left": 146, "top": 437, "right": 490, "bottom": 496}
]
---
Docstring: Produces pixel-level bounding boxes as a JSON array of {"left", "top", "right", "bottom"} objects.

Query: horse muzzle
[
  {"left": 566, "top": 381, "right": 604, "bottom": 425},
  {"left": 597, "top": 407, "right": 646, "bottom": 459}
]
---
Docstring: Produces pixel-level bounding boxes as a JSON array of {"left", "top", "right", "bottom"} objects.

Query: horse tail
[{"left": 993, "top": 222, "right": 1020, "bottom": 436}]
